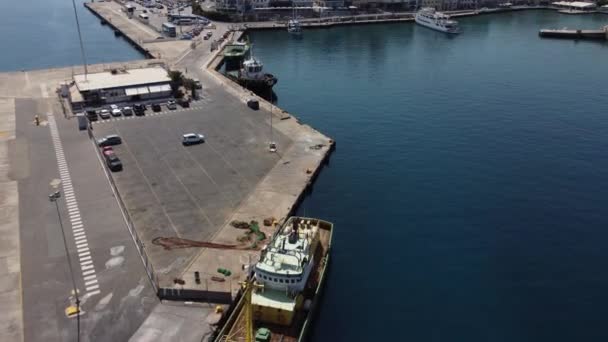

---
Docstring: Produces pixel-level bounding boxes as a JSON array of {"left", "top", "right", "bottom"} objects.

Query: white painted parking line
[
  {"left": 80, "top": 255, "right": 92, "bottom": 262},
  {"left": 86, "top": 284, "right": 99, "bottom": 292},
  {"left": 74, "top": 236, "right": 87, "bottom": 243},
  {"left": 48, "top": 113, "right": 101, "bottom": 293},
  {"left": 80, "top": 260, "right": 93, "bottom": 267},
  {"left": 85, "top": 279, "right": 98, "bottom": 287},
  {"left": 81, "top": 264, "right": 94, "bottom": 271},
  {"left": 87, "top": 290, "right": 100, "bottom": 297}
]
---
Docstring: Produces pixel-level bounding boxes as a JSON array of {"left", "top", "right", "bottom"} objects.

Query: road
[{"left": 15, "top": 97, "right": 157, "bottom": 342}]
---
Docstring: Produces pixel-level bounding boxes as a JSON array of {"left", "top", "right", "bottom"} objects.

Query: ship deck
[{"left": 217, "top": 219, "right": 332, "bottom": 342}]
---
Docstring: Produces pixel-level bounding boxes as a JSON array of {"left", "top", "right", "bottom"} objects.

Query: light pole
[
  {"left": 71, "top": 0, "right": 88, "bottom": 79},
  {"left": 49, "top": 191, "right": 80, "bottom": 342},
  {"left": 269, "top": 88, "right": 276, "bottom": 153}
]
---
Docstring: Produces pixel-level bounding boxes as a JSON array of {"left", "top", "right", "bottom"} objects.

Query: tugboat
[
  {"left": 214, "top": 217, "right": 334, "bottom": 342},
  {"left": 227, "top": 56, "right": 278, "bottom": 93},
  {"left": 415, "top": 7, "right": 461, "bottom": 34}
]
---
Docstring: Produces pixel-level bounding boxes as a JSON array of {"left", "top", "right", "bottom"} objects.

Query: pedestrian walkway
[{"left": 0, "top": 98, "right": 23, "bottom": 342}]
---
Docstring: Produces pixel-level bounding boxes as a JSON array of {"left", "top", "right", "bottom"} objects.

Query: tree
[{"left": 168, "top": 70, "right": 184, "bottom": 95}]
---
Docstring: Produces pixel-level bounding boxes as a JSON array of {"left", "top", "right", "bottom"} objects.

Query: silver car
[{"left": 182, "top": 133, "right": 205, "bottom": 146}]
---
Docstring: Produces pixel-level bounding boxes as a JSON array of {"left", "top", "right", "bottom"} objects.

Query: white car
[
  {"left": 167, "top": 100, "right": 177, "bottom": 110},
  {"left": 110, "top": 104, "right": 119, "bottom": 110},
  {"left": 182, "top": 133, "right": 205, "bottom": 146},
  {"left": 111, "top": 108, "right": 122, "bottom": 117},
  {"left": 99, "top": 109, "right": 111, "bottom": 119}
]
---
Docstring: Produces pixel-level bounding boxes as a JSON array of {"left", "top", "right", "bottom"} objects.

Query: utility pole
[
  {"left": 71, "top": 0, "right": 88, "bottom": 79},
  {"left": 49, "top": 191, "right": 81, "bottom": 342}
]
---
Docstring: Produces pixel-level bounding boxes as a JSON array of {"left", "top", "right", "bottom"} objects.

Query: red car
[{"left": 102, "top": 146, "right": 115, "bottom": 157}]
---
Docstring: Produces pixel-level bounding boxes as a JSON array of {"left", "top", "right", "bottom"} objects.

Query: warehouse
[{"left": 70, "top": 67, "right": 172, "bottom": 108}]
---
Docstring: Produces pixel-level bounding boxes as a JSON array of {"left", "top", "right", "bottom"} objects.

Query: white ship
[
  {"left": 287, "top": 6, "right": 302, "bottom": 35},
  {"left": 415, "top": 7, "right": 461, "bottom": 34},
  {"left": 287, "top": 19, "right": 302, "bottom": 34}
]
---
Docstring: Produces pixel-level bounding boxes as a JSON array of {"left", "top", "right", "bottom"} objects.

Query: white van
[{"left": 138, "top": 13, "right": 149, "bottom": 23}]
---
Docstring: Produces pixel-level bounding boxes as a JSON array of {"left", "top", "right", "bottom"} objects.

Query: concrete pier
[{"left": 74, "top": 1, "right": 334, "bottom": 302}]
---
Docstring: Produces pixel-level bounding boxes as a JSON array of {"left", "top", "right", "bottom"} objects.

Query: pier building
[{"left": 70, "top": 67, "right": 172, "bottom": 108}]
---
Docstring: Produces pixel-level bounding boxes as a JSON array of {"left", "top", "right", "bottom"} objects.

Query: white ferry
[{"left": 415, "top": 7, "right": 461, "bottom": 34}]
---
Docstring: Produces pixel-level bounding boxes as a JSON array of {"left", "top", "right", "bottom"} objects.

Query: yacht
[
  {"left": 415, "top": 7, "right": 461, "bottom": 34},
  {"left": 287, "top": 6, "right": 302, "bottom": 34},
  {"left": 287, "top": 19, "right": 302, "bottom": 34}
]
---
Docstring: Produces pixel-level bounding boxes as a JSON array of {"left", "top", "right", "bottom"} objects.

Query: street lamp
[
  {"left": 49, "top": 191, "right": 81, "bottom": 342},
  {"left": 268, "top": 88, "right": 276, "bottom": 153}
]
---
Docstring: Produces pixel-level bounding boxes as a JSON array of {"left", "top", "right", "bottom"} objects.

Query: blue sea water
[
  {"left": 0, "top": 0, "right": 143, "bottom": 71},
  {"left": 250, "top": 11, "right": 608, "bottom": 341},
  {"left": 3, "top": 2, "right": 608, "bottom": 339}
]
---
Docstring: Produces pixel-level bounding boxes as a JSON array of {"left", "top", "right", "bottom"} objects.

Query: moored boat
[
  {"left": 214, "top": 217, "right": 334, "bottom": 342},
  {"left": 226, "top": 56, "right": 278, "bottom": 93},
  {"left": 415, "top": 7, "right": 460, "bottom": 34},
  {"left": 223, "top": 41, "right": 251, "bottom": 71}
]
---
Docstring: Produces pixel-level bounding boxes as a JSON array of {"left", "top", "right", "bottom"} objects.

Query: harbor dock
[{"left": 80, "top": 0, "right": 335, "bottom": 302}]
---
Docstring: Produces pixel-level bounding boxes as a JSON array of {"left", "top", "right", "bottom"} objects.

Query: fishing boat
[
  {"left": 223, "top": 41, "right": 251, "bottom": 71},
  {"left": 415, "top": 7, "right": 460, "bottom": 34},
  {"left": 214, "top": 217, "right": 334, "bottom": 342}
]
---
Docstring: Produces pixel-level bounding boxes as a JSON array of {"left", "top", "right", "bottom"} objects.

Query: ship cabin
[
  {"left": 254, "top": 218, "right": 319, "bottom": 295},
  {"left": 242, "top": 58, "right": 264, "bottom": 76}
]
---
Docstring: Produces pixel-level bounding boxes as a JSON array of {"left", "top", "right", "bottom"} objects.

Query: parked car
[
  {"left": 85, "top": 109, "right": 98, "bottom": 121},
  {"left": 134, "top": 103, "right": 146, "bottom": 115},
  {"left": 123, "top": 106, "right": 134, "bottom": 116},
  {"left": 111, "top": 108, "right": 122, "bottom": 117},
  {"left": 97, "top": 134, "right": 122, "bottom": 147},
  {"left": 152, "top": 103, "right": 162, "bottom": 112},
  {"left": 182, "top": 133, "right": 205, "bottom": 146},
  {"left": 102, "top": 146, "right": 115, "bottom": 157},
  {"left": 167, "top": 100, "right": 177, "bottom": 110},
  {"left": 99, "top": 109, "right": 111, "bottom": 119},
  {"left": 110, "top": 104, "right": 119, "bottom": 110},
  {"left": 105, "top": 154, "right": 123, "bottom": 172},
  {"left": 193, "top": 79, "right": 202, "bottom": 89},
  {"left": 177, "top": 98, "right": 190, "bottom": 108}
]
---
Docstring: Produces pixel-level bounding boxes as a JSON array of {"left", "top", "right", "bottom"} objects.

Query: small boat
[
  {"left": 223, "top": 41, "right": 251, "bottom": 71},
  {"left": 214, "top": 217, "right": 334, "bottom": 342},
  {"left": 288, "top": 19, "right": 302, "bottom": 35},
  {"left": 287, "top": 6, "right": 302, "bottom": 35},
  {"left": 415, "top": 7, "right": 460, "bottom": 34},
  {"left": 227, "top": 55, "right": 278, "bottom": 93}
]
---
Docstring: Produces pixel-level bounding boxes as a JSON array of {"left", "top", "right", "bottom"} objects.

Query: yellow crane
[{"left": 221, "top": 279, "right": 264, "bottom": 342}]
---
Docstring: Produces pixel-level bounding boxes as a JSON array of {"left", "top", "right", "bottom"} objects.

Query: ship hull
[
  {"left": 214, "top": 217, "right": 333, "bottom": 342},
  {"left": 415, "top": 16, "right": 460, "bottom": 34}
]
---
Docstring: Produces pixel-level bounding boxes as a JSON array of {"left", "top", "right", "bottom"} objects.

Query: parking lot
[{"left": 93, "top": 92, "right": 292, "bottom": 276}]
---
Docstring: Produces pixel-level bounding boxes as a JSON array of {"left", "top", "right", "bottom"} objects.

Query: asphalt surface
[
  {"left": 92, "top": 84, "right": 292, "bottom": 282},
  {"left": 16, "top": 97, "right": 157, "bottom": 342}
]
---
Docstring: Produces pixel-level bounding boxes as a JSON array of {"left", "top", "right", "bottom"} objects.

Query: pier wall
[{"left": 84, "top": 2, "right": 154, "bottom": 58}]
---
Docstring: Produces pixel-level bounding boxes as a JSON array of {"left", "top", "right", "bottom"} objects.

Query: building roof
[{"left": 74, "top": 67, "right": 171, "bottom": 92}]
